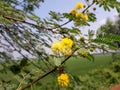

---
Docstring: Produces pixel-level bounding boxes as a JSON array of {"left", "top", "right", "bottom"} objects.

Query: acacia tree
[
  {"left": 0, "top": 0, "right": 120, "bottom": 90},
  {"left": 97, "top": 14, "right": 120, "bottom": 48}
]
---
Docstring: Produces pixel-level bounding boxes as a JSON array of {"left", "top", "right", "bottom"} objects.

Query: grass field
[{"left": 66, "top": 54, "right": 113, "bottom": 75}]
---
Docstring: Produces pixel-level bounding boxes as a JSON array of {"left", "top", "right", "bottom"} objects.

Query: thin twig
[
  {"left": 2, "top": 15, "right": 53, "bottom": 30},
  {"left": 21, "top": 67, "right": 57, "bottom": 90},
  {"left": 2, "top": 15, "right": 70, "bottom": 31},
  {"left": 83, "top": 1, "right": 95, "bottom": 13}
]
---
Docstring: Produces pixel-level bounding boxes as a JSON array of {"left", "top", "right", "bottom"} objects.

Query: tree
[
  {"left": 97, "top": 14, "right": 120, "bottom": 48},
  {"left": 0, "top": 0, "right": 120, "bottom": 90}
]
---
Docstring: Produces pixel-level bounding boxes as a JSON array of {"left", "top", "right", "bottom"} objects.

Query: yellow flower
[
  {"left": 82, "top": 14, "right": 88, "bottom": 21},
  {"left": 51, "top": 42, "right": 62, "bottom": 54},
  {"left": 57, "top": 73, "right": 70, "bottom": 87},
  {"left": 80, "top": 52, "right": 88, "bottom": 57},
  {"left": 61, "top": 48, "right": 72, "bottom": 56},
  {"left": 89, "top": 48, "right": 94, "bottom": 52},
  {"left": 75, "top": 12, "right": 84, "bottom": 18},
  {"left": 76, "top": 2, "right": 84, "bottom": 10},
  {"left": 79, "top": 48, "right": 88, "bottom": 57},
  {"left": 51, "top": 38, "right": 73, "bottom": 56},
  {"left": 70, "top": 8, "right": 77, "bottom": 15},
  {"left": 61, "top": 38, "right": 73, "bottom": 48}
]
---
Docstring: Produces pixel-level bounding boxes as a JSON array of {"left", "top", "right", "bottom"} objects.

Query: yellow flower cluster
[
  {"left": 57, "top": 73, "right": 70, "bottom": 87},
  {"left": 70, "top": 2, "right": 88, "bottom": 21},
  {"left": 89, "top": 48, "right": 94, "bottom": 52},
  {"left": 80, "top": 51, "right": 88, "bottom": 57},
  {"left": 51, "top": 38, "right": 73, "bottom": 56},
  {"left": 76, "top": 2, "right": 84, "bottom": 9},
  {"left": 79, "top": 48, "right": 88, "bottom": 57}
]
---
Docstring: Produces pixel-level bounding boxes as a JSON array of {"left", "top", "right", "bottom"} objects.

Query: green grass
[{"left": 66, "top": 54, "right": 113, "bottom": 75}]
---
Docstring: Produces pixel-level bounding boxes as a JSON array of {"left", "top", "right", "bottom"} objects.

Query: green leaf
[
  {"left": 49, "top": 11, "right": 62, "bottom": 21},
  {"left": 86, "top": 53, "right": 94, "bottom": 61},
  {"left": 93, "top": 38, "right": 117, "bottom": 48},
  {"left": 97, "top": 34, "right": 120, "bottom": 42},
  {"left": 63, "top": 13, "right": 75, "bottom": 20},
  {"left": 116, "top": 6, "right": 120, "bottom": 13},
  {"left": 70, "top": 29, "right": 80, "bottom": 34},
  {"left": 0, "top": 16, "right": 13, "bottom": 25},
  {"left": 88, "top": 13, "right": 96, "bottom": 22},
  {"left": 20, "top": 59, "right": 28, "bottom": 67},
  {"left": 10, "top": 65, "right": 21, "bottom": 74},
  {"left": 28, "top": 13, "right": 41, "bottom": 22}
]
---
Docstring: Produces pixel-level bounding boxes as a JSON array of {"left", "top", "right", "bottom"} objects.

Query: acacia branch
[
  {"left": 2, "top": 15, "right": 69, "bottom": 32},
  {"left": 83, "top": 0, "right": 96, "bottom": 13},
  {"left": 21, "top": 66, "right": 57, "bottom": 90},
  {"left": 2, "top": 1, "right": 95, "bottom": 32}
]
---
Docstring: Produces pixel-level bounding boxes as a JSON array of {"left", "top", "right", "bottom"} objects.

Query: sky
[{"left": 35, "top": 0, "right": 120, "bottom": 34}]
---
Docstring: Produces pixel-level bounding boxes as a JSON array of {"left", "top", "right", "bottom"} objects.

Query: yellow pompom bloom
[
  {"left": 51, "top": 42, "right": 62, "bottom": 54},
  {"left": 76, "top": 2, "right": 84, "bottom": 9},
  {"left": 61, "top": 38, "right": 73, "bottom": 48},
  {"left": 61, "top": 48, "right": 72, "bottom": 56},
  {"left": 70, "top": 8, "right": 77, "bottom": 15},
  {"left": 79, "top": 48, "right": 88, "bottom": 57},
  {"left": 57, "top": 73, "right": 70, "bottom": 87},
  {"left": 80, "top": 51, "right": 88, "bottom": 57},
  {"left": 89, "top": 48, "right": 94, "bottom": 52},
  {"left": 75, "top": 12, "right": 84, "bottom": 18},
  {"left": 51, "top": 38, "right": 73, "bottom": 56},
  {"left": 82, "top": 14, "right": 88, "bottom": 21}
]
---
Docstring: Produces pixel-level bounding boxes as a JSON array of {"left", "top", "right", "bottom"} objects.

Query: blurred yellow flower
[
  {"left": 89, "top": 48, "right": 94, "bottom": 52},
  {"left": 79, "top": 48, "right": 88, "bottom": 57},
  {"left": 61, "top": 38, "right": 73, "bottom": 48},
  {"left": 51, "top": 38, "right": 73, "bottom": 56},
  {"left": 82, "top": 14, "right": 88, "bottom": 21},
  {"left": 76, "top": 2, "right": 84, "bottom": 9},
  {"left": 57, "top": 73, "right": 70, "bottom": 87},
  {"left": 80, "top": 51, "right": 88, "bottom": 57},
  {"left": 51, "top": 42, "right": 62, "bottom": 54},
  {"left": 61, "top": 48, "right": 72, "bottom": 56},
  {"left": 75, "top": 12, "right": 84, "bottom": 18},
  {"left": 70, "top": 8, "right": 77, "bottom": 15}
]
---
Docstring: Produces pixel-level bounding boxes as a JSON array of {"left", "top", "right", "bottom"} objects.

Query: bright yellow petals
[
  {"left": 51, "top": 42, "right": 62, "bottom": 54},
  {"left": 61, "top": 48, "right": 72, "bottom": 56},
  {"left": 69, "top": 2, "right": 89, "bottom": 23},
  {"left": 75, "top": 12, "right": 88, "bottom": 21},
  {"left": 70, "top": 8, "right": 77, "bottom": 15},
  {"left": 76, "top": 2, "right": 84, "bottom": 10},
  {"left": 82, "top": 14, "right": 88, "bottom": 21},
  {"left": 57, "top": 73, "right": 70, "bottom": 87},
  {"left": 75, "top": 12, "right": 84, "bottom": 18},
  {"left": 61, "top": 38, "right": 73, "bottom": 48},
  {"left": 51, "top": 38, "right": 73, "bottom": 56}
]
